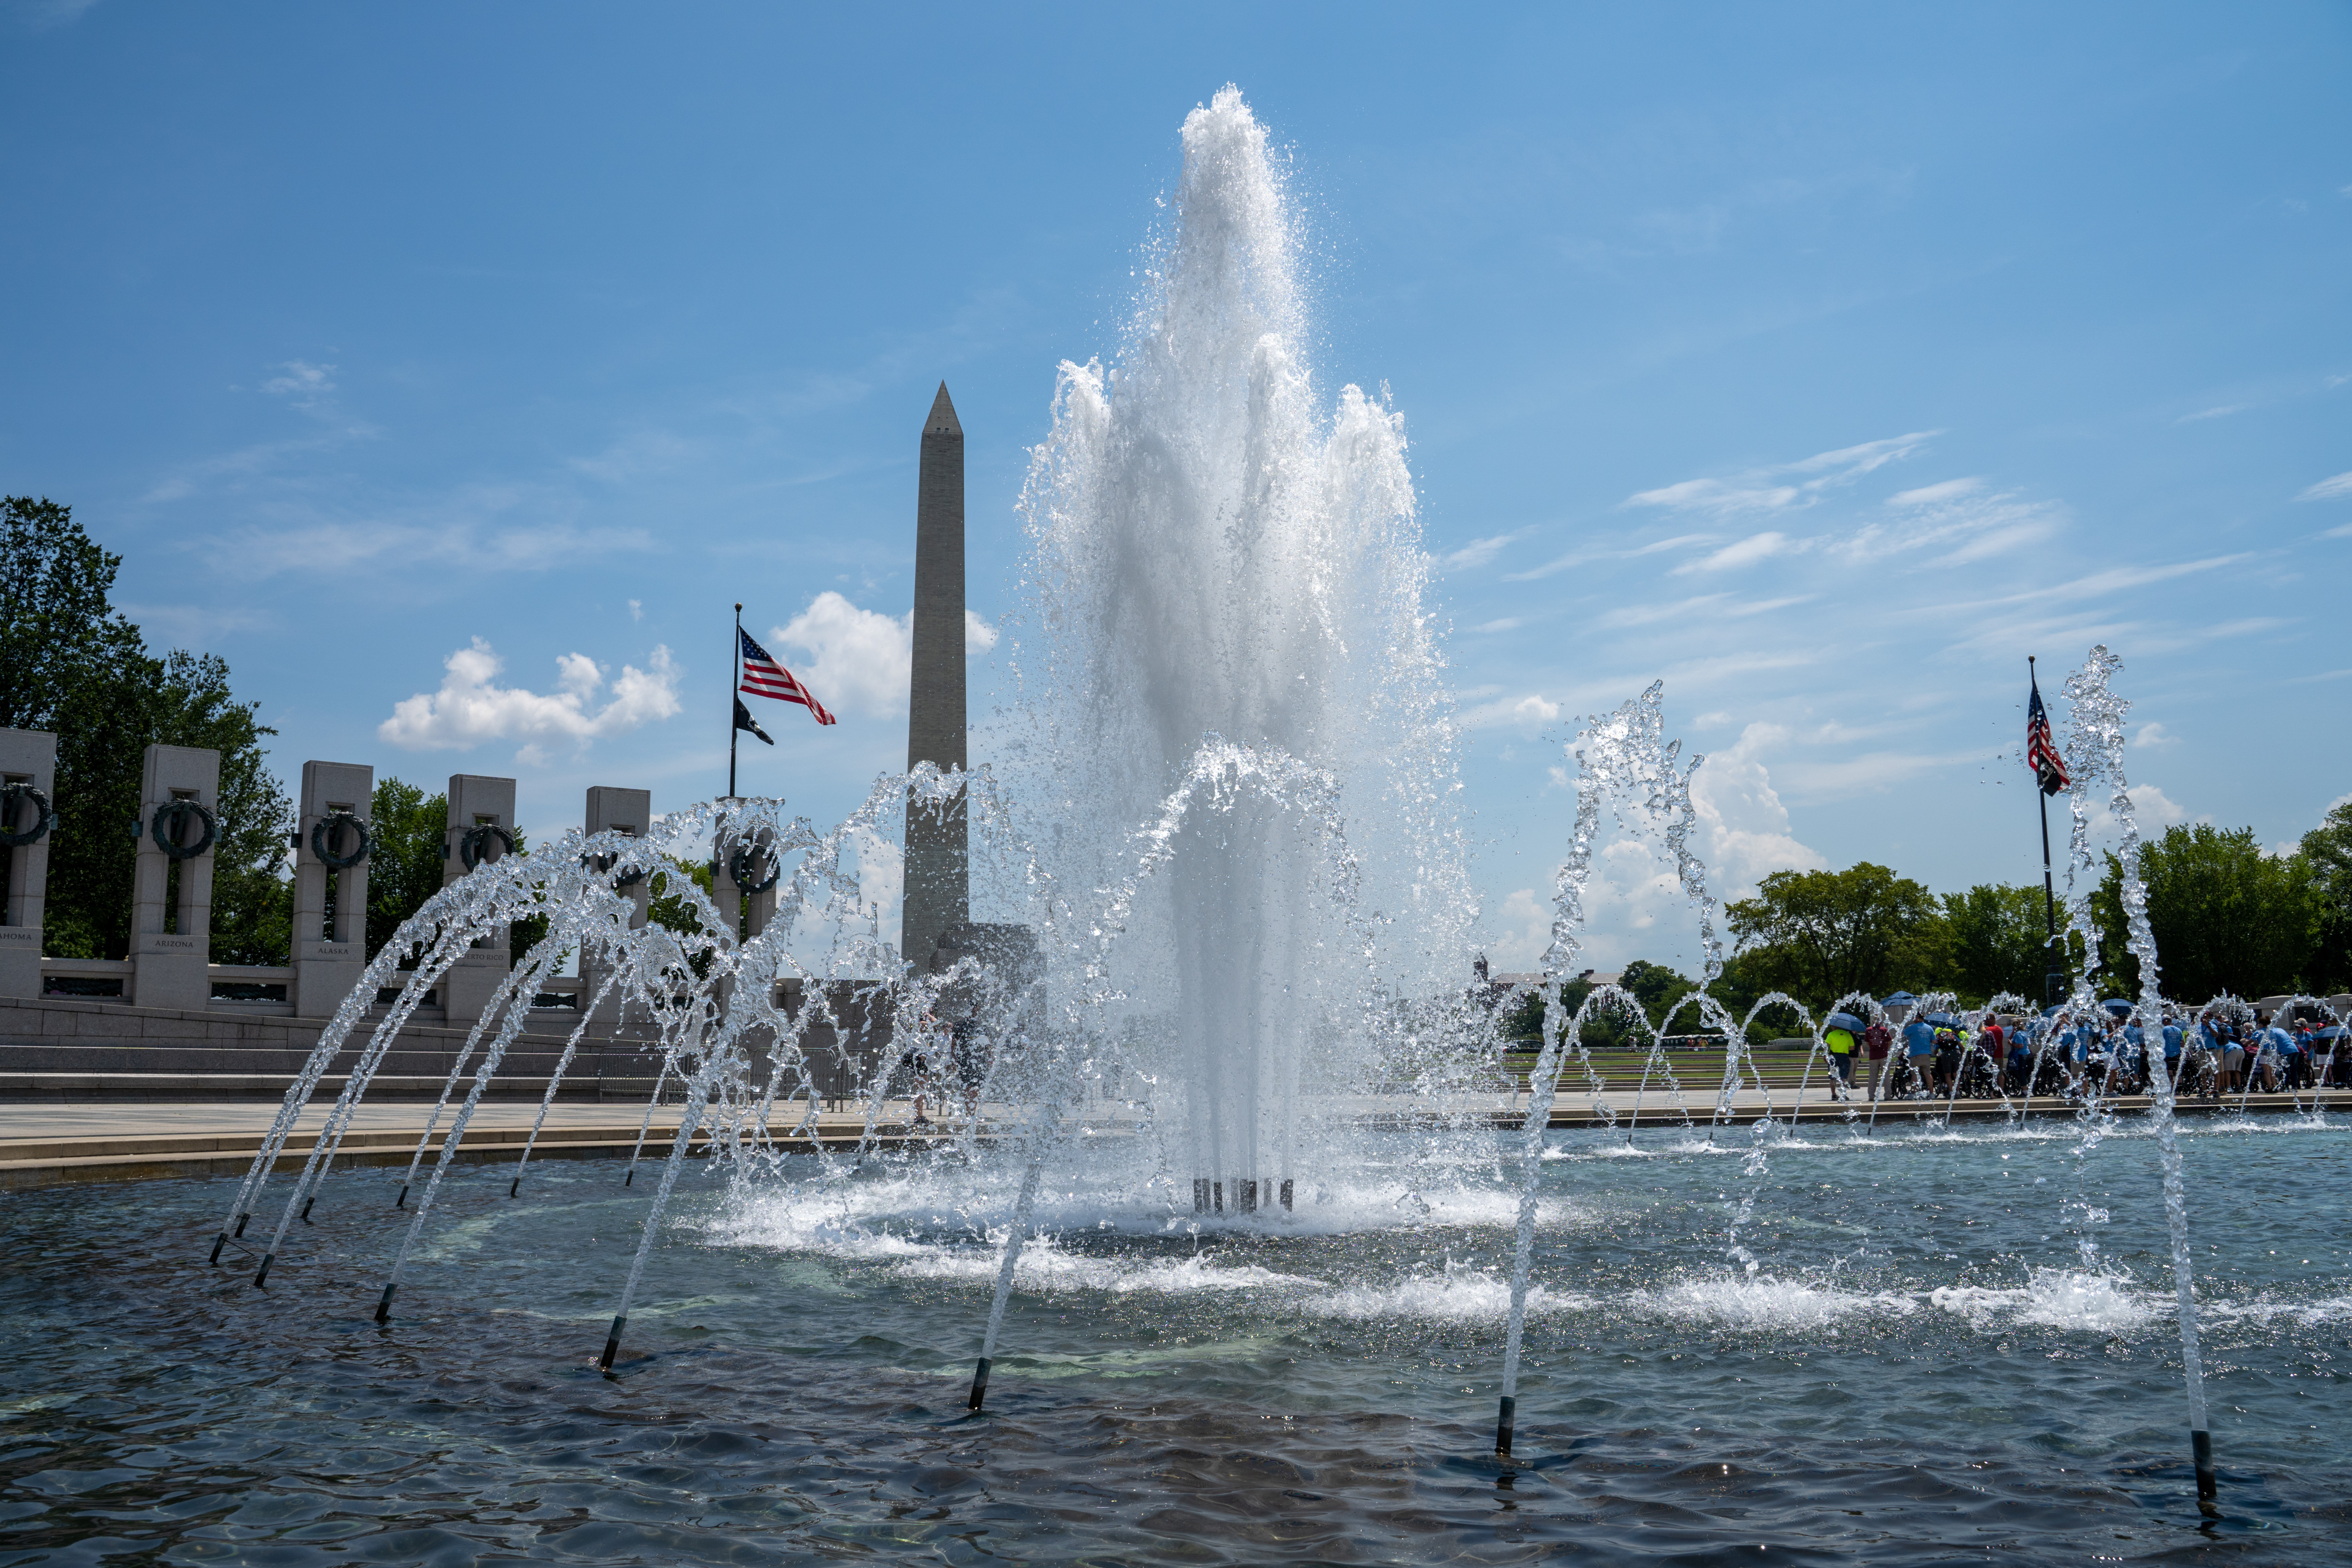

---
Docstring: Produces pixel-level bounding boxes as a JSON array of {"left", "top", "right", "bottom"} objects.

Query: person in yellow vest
[{"left": 1823, "top": 1013, "right": 1861, "bottom": 1097}]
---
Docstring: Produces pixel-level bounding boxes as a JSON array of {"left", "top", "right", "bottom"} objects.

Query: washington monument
[{"left": 902, "top": 383, "right": 967, "bottom": 969}]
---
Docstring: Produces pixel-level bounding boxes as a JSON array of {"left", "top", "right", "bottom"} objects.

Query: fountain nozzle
[
  {"left": 599, "top": 1313, "right": 627, "bottom": 1372},
  {"left": 2193, "top": 1427, "right": 2217, "bottom": 1509},
  {"left": 1495, "top": 1396, "right": 1516, "bottom": 1459},
  {"left": 375, "top": 1283, "right": 396, "bottom": 1324},
  {"left": 968, "top": 1356, "right": 991, "bottom": 1412}
]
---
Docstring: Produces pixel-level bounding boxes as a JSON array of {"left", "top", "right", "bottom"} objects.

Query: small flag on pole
[
  {"left": 733, "top": 696, "right": 774, "bottom": 746},
  {"left": 738, "top": 627, "right": 835, "bottom": 726},
  {"left": 2026, "top": 671, "right": 2068, "bottom": 795}
]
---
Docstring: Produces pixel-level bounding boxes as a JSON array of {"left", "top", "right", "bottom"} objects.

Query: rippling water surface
[{"left": 6, "top": 1116, "right": 2351, "bottom": 1564}]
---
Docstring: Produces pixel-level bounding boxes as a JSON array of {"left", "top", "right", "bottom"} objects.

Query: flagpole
[
  {"left": 730, "top": 603, "right": 742, "bottom": 800},
  {"left": 2031, "top": 655, "right": 2060, "bottom": 1005}
]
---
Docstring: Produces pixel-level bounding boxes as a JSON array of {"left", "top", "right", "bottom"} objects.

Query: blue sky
[{"left": 4, "top": 4, "right": 2347, "bottom": 973}]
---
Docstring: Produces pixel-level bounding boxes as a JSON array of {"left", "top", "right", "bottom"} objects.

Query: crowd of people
[{"left": 1824, "top": 1005, "right": 2351, "bottom": 1103}]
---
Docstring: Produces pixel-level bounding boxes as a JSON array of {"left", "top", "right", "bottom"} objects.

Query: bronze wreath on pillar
[
  {"left": 152, "top": 799, "right": 217, "bottom": 860},
  {"left": 583, "top": 847, "right": 649, "bottom": 890},
  {"left": 727, "top": 842, "right": 782, "bottom": 895},
  {"left": 310, "top": 811, "right": 372, "bottom": 869},
  {"left": 0, "top": 783, "right": 55, "bottom": 848},
  {"left": 458, "top": 822, "right": 516, "bottom": 871}
]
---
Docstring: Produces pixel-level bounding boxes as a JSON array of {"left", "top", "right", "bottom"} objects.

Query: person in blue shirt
[
  {"left": 2207, "top": 1015, "right": 2245, "bottom": 1095},
  {"left": 2158, "top": 1015, "right": 2184, "bottom": 1091},
  {"left": 1902, "top": 1014, "right": 1936, "bottom": 1098},
  {"left": 2257, "top": 1016, "right": 2296, "bottom": 1093}
]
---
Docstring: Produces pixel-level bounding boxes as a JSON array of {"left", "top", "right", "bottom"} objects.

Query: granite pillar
[
  {"left": 292, "top": 761, "right": 374, "bottom": 1018},
  {"left": 129, "top": 744, "right": 220, "bottom": 1011},
  {"left": 440, "top": 773, "right": 517, "bottom": 1025},
  {"left": 0, "top": 729, "right": 58, "bottom": 999}
]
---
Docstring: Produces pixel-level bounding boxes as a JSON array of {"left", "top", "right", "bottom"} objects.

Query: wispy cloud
[
  {"left": 219, "top": 515, "right": 654, "bottom": 576},
  {"left": 261, "top": 360, "right": 337, "bottom": 405},
  {"left": 1502, "top": 532, "right": 1713, "bottom": 583},
  {"left": 379, "top": 639, "right": 682, "bottom": 756},
  {"left": 1888, "top": 477, "right": 1983, "bottom": 506},
  {"left": 2297, "top": 471, "right": 2352, "bottom": 502},
  {"left": 1439, "top": 526, "right": 1535, "bottom": 571},
  {"left": 1834, "top": 487, "right": 2063, "bottom": 567},
  {"left": 1461, "top": 693, "right": 1561, "bottom": 731},
  {"left": 1595, "top": 592, "right": 1810, "bottom": 630},
  {"left": 1626, "top": 432, "right": 1937, "bottom": 520},
  {"left": 143, "top": 431, "right": 362, "bottom": 503},
  {"left": 1673, "top": 530, "right": 1803, "bottom": 575},
  {"left": 2174, "top": 405, "right": 2244, "bottom": 424}
]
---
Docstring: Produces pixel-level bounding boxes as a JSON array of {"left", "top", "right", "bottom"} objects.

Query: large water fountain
[{"left": 9, "top": 87, "right": 2352, "bottom": 1563}]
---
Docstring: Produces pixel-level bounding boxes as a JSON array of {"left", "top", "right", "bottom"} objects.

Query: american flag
[
  {"left": 2027, "top": 674, "right": 2067, "bottom": 795},
  {"left": 739, "top": 627, "right": 835, "bottom": 726}
]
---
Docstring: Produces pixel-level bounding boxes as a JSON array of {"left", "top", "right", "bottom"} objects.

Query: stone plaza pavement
[{"left": 4, "top": 1084, "right": 2345, "bottom": 1192}]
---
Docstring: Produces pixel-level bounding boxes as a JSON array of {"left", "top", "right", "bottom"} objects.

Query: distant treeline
[{"left": 1507, "top": 835, "right": 2352, "bottom": 1045}]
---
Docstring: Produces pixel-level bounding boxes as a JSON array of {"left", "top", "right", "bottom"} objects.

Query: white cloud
[
  {"left": 1470, "top": 617, "right": 1524, "bottom": 633},
  {"left": 378, "top": 639, "right": 681, "bottom": 754},
  {"left": 1689, "top": 723, "right": 1829, "bottom": 898},
  {"left": 1485, "top": 887, "right": 1556, "bottom": 971},
  {"left": 261, "top": 360, "right": 336, "bottom": 403},
  {"left": 2175, "top": 405, "right": 2244, "bottom": 424},
  {"left": 1626, "top": 432, "right": 1936, "bottom": 520},
  {"left": 775, "top": 593, "right": 910, "bottom": 717},
  {"left": 1498, "top": 726, "right": 1828, "bottom": 973},
  {"left": 1888, "top": 477, "right": 1984, "bottom": 506},
  {"left": 2085, "top": 782, "right": 2194, "bottom": 839},
  {"left": 768, "top": 594, "right": 995, "bottom": 718},
  {"left": 2133, "top": 721, "right": 2180, "bottom": 749},
  {"left": 849, "top": 827, "right": 904, "bottom": 940},
  {"left": 1503, "top": 532, "right": 1713, "bottom": 583},
  {"left": 1463, "top": 693, "right": 1561, "bottom": 731},
  {"left": 1673, "top": 530, "right": 1802, "bottom": 575},
  {"left": 219, "top": 515, "right": 652, "bottom": 575},
  {"left": 2297, "top": 471, "right": 2352, "bottom": 502},
  {"left": 628, "top": 599, "right": 643, "bottom": 622},
  {"left": 1595, "top": 592, "right": 1811, "bottom": 629},
  {"left": 1834, "top": 488, "right": 2063, "bottom": 567},
  {"left": 1440, "top": 526, "right": 1536, "bottom": 571}
]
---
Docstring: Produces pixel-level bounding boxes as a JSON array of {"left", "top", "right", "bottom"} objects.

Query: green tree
[
  {"left": 2302, "top": 799, "right": 2352, "bottom": 993},
  {"left": 2, "top": 497, "right": 292, "bottom": 964},
  {"left": 2091, "top": 823, "right": 2321, "bottom": 1002},
  {"left": 362, "top": 777, "right": 559, "bottom": 974},
  {"left": 364, "top": 777, "right": 448, "bottom": 960},
  {"left": 1724, "top": 862, "right": 1943, "bottom": 1011},
  {"left": 1938, "top": 882, "right": 2059, "bottom": 1006}
]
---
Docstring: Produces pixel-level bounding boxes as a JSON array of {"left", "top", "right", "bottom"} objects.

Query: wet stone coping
[
  {"left": 3, "top": 1091, "right": 2341, "bottom": 1192},
  {"left": 0, "top": 1112, "right": 986, "bottom": 1192}
]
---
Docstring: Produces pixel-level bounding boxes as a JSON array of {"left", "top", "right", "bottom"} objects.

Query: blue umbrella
[
  {"left": 1923, "top": 1011, "right": 1960, "bottom": 1029},
  {"left": 2101, "top": 998, "right": 2134, "bottom": 1016},
  {"left": 1881, "top": 992, "right": 1918, "bottom": 1007},
  {"left": 1824, "top": 1011, "right": 1866, "bottom": 1034}
]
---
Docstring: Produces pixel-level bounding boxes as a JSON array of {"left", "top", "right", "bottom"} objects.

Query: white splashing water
[{"left": 1007, "top": 85, "right": 1470, "bottom": 1196}]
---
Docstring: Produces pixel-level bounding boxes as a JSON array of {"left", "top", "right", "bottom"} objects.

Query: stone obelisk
[{"left": 902, "top": 383, "right": 967, "bottom": 969}]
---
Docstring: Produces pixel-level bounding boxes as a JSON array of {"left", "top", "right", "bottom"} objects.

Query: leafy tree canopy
[
  {"left": 3, "top": 497, "right": 292, "bottom": 964},
  {"left": 1724, "top": 862, "right": 1942, "bottom": 1013},
  {"left": 2091, "top": 822, "right": 2321, "bottom": 1002}
]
